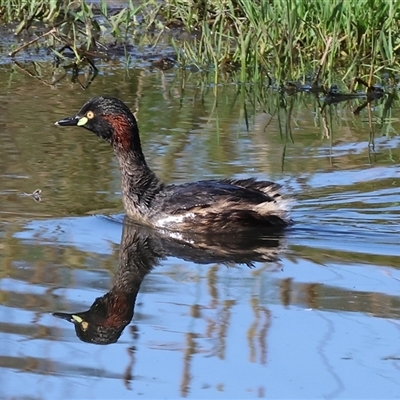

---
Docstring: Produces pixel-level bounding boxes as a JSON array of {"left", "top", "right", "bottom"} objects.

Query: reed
[{"left": 1, "top": 0, "right": 399, "bottom": 83}]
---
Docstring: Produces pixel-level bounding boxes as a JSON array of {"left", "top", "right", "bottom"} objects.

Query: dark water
[{"left": 1, "top": 59, "right": 400, "bottom": 399}]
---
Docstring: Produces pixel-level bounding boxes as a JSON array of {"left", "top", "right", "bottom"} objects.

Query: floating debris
[{"left": 20, "top": 189, "right": 42, "bottom": 202}]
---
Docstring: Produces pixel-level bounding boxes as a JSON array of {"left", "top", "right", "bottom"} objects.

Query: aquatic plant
[{"left": 1, "top": 0, "right": 399, "bottom": 84}]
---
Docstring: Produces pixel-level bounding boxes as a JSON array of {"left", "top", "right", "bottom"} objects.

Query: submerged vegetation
[{"left": 1, "top": 0, "right": 400, "bottom": 84}]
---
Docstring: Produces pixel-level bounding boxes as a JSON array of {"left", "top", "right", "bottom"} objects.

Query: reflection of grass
[
  {"left": 290, "top": 244, "right": 400, "bottom": 270},
  {"left": 1, "top": 64, "right": 399, "bottom": 221},
  {"left": 2, "top": 0, "right": 400, "bottom": 82}
]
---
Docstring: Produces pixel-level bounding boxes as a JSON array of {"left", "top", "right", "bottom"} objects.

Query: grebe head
[{"left": 55, "top": 96, "right": 139, "bottom": 150}]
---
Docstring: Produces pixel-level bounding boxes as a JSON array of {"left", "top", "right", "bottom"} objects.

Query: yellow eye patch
[
  {"left": 77, "top": 111, "right": 95, "bottom": 126},
  {"left": 77, "top": 117, "right": 88, "bottom": 126},
  {"left": 72, "top": 315, "right": 83, "bottom": 323}
]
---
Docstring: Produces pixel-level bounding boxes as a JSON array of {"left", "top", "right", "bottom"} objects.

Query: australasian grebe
[{"left": 55, "top": 96, "right": 292, "bottom": 233}]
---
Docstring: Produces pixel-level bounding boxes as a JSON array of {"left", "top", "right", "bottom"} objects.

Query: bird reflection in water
[{"left": 53, "top": 217, "right": 286, "bottom": 345}]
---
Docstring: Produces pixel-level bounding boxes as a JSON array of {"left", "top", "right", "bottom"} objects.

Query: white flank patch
[{"left": 155, "top": 213, "right": 196, "bottom": 229}]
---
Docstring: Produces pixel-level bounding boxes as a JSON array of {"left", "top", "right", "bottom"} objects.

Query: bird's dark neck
[{"left": 112, "top": 129, "right": 163, "bottom": 219}]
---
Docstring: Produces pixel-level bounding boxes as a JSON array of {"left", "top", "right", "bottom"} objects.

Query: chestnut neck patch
[{"left": 103, "top": 114, "right": 137, "bottom": 150}]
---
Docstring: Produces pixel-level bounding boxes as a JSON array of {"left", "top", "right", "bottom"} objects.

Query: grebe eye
[{"left": 87, "top": 111, "right": 95, "bottom": 119}]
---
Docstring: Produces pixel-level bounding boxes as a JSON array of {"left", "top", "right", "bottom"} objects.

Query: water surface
[{"left": 1, "top": 60, "right": 400, "bottom": 399}]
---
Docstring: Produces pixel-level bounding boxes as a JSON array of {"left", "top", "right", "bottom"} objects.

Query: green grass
[
  {"left": 1, "top": 0, "right": 400, "bottom": 84},
  {"left": 162, "top": 0, "right": 400, "bottom": 83}
]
